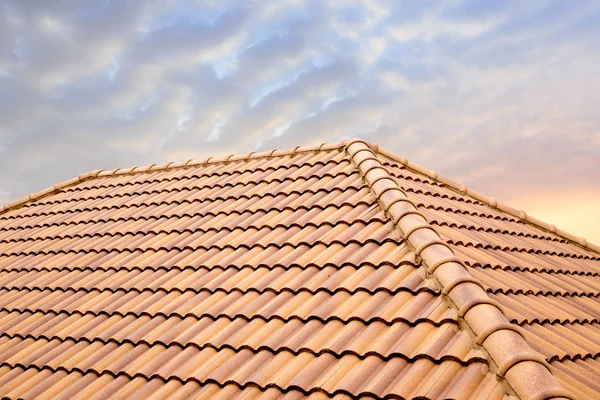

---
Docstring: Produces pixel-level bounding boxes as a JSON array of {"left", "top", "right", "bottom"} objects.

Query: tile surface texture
[{"left": 0, "top": 139, "right": 596, "bottom": 399}]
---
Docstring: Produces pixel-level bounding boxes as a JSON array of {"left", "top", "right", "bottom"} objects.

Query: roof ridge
[
  {"left": 2, "top": 138, "right": 597, "bottom": 256},
  {"left": 0, "top": 142, "right": 345, "bottom": 216},
  {"left": 376, "top": 147, "right": 600, "bottom": 255},
  {"left": 344, "top": 138, "right": 574, "bottom": 400}
]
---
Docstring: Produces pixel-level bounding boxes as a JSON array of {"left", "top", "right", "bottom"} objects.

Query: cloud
[{"left": 0, "top": 0, "right": 599, "bottom": 243}]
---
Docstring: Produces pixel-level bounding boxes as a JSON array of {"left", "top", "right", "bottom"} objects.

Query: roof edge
[
  {"left": 344, "top": 138, "right": 574, "bottom": 400},
  {"left": 2, "top": 138, "right": 596, "bottom": 257},
  {"left": 376, "top": 147, "right": 600, "bottom": 255},
  {"left": 0, "top": 142, "right": 345, "bottom": 215},
  {"left": 0, "top": 169, "right": 104, "bottom": 214}
]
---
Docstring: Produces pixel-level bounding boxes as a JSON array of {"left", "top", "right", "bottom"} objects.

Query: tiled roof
[{"left": 0, "top": 139, "right": 597, "bottom": 399}]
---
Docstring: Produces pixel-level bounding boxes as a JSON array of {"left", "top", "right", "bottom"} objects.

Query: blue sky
[{"left": 1, "top": 0, "right": 599, "bottom": 243}]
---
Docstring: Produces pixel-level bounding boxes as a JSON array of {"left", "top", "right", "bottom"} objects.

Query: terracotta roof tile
[
  {"left": 0, "top": 140, "right": 597, "bottom": 398},
  {"left": 376, "top": 145, "right": 598, "bottom": 399}
]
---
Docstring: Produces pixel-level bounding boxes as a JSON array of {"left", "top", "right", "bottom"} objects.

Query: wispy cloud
[{"left": 1, "top": 0, "right": 599, "bottom": 242}]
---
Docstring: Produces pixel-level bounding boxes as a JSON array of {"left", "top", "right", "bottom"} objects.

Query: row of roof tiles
[
  {"left": 2, "top": 141, "right": 597, "bottom": 253},
  {"left": 0, "top": 260, "right": 596, "bottom": 299},
  {"left": 0, "top": 311, "right": 476, "bottom": 362},
  {"left": 0, "top": 139, "right": 597, "bottom": 399},
  {"left": 0, "top": 361, "right": 505, "bottom": 400}
]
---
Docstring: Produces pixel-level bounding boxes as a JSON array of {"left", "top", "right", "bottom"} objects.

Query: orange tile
[{"left": 0, "top": 142, "right": 598, "bottom": 398}]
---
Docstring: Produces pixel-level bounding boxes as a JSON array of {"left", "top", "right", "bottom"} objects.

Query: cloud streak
[{"left": 1, "top": 0, "right": 599, "bottom": 243}]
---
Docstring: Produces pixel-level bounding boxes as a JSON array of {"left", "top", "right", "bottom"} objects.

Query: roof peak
[
  {"left": 345, "top": 139, "right": 573, "bottom": 399},
  {"left": 1, "top": 137, "right": 598, "bottom": 255}
]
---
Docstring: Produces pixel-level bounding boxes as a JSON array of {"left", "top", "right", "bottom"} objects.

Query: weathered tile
[{"left": 0, "top": 142, "right": 597, "bottom": 398}]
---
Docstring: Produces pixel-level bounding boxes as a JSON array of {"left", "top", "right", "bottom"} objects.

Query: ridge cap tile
[
  {"left": 0, "top": 138, "right": 596, "bottom": 399},
  {"left": 2, "top": 137, "right": 598, "bottom": 258},
  {"left": 0, "top": 144, "right": 351, "bottom": 217},
  {"left": 345, "top": 139, "right": 575, "bottom": 400}
]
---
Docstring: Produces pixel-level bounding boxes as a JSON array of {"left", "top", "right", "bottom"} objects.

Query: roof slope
[
  {"left": 372, "top": 146, "right": 600, "bottom": 399},
  {"left": 0, "top": 139, "right": 596, "bottom": 399}
]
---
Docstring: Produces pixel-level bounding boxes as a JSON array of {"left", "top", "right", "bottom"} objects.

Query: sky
[{"left": 1, "top": 0, "right": 599, "bottom": 244}]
